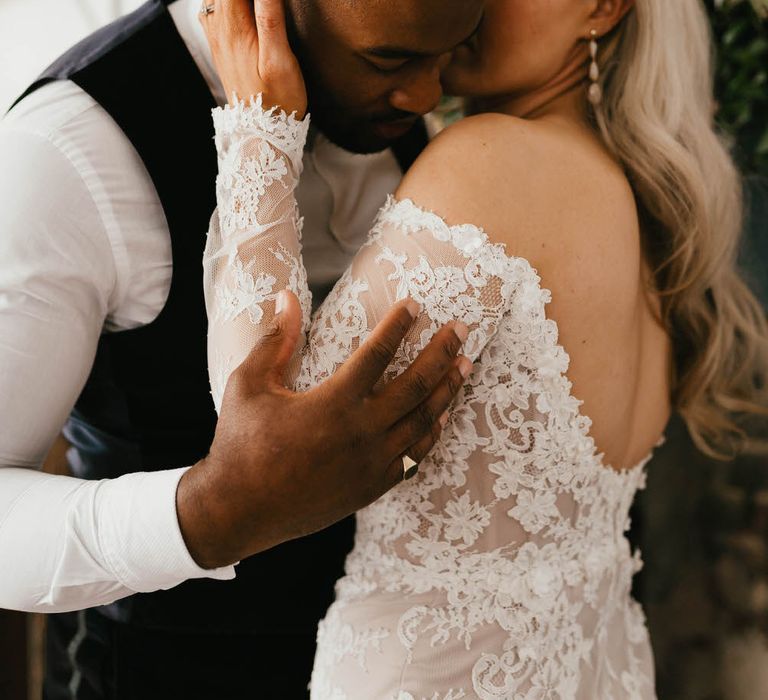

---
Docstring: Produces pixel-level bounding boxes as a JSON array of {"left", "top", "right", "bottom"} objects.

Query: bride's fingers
[
  {"left": 230, "top": 0, "right": 259, "bottom": 39},
  {"left": 254, "top": 0, "right": 292, "bottom": 76},
  {"left": 199, "top": 0, "right": 257, "bottom": 44},
  {"left": 198, "top": 1, "right": 213, "bottom": 33},
  {"left": 199, "top": 1, "right": 244, "bottom": 54}
]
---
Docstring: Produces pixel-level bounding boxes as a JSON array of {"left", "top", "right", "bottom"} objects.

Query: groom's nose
[{"left": 388, "top": 57, "right": 447, "bottom": 117}]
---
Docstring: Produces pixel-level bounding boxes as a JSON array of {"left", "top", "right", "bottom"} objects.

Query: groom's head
[{"left": 287, "top": 0, "right": 484, "bottom": 153}]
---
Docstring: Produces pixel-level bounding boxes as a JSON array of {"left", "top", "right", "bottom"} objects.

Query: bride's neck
[{"left": 467, "top": 50, "right": 590, "bottom": 125}]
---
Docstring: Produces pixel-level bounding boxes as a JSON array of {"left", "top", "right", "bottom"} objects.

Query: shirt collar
[{"left": 168, "top": 0, "right": 227, "bottom": 107}]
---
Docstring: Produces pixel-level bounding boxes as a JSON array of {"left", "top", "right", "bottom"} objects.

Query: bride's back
[
  {"left": 398, "top": 112, "right": 672, "bottom": 473},
  {"left": 315, "top": 125, "right": 666, "bottom": 694}
]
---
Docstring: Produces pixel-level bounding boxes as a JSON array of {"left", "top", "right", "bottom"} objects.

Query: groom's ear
[{"left": 588, "top": 0, "right": 635, "bottom": 35}]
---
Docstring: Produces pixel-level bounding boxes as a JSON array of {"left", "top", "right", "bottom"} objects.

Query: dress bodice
[{"left": 308, "top": 198, "right": 660, "bottom": 700}]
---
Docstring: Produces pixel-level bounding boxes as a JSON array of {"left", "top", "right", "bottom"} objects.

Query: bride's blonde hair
[{"left": 595, "top": 0, "right": 768, "bottom": 458}]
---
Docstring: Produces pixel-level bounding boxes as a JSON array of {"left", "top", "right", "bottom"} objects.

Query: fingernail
[
  {"left": 405, "top": 299, "right": 421, "bottom": 319},
  {"left": 439, "top": 411, "right": 449, "bottom": 428},
  {"left": 458, "top": 356, "right": 473, "bottom": 379},
  {"left": 454, "top": 322, "right": 469, "bottom": 344},
  {"left": 275, "top": 290, "right": 288, "bottom": 315}
]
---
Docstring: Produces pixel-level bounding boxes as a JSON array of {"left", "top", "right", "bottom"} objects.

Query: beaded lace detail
[{"left": 204, "top": 97, "right": 659, "bottom": 699}]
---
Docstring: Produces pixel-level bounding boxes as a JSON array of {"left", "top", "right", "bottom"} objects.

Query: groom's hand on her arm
[{"left": 177, "top": 291, "right": 471, "bottom": 569}]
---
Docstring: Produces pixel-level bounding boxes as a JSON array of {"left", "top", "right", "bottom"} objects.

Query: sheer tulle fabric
[{"left": 204, "top": 97, "right": 658, "bottom": 700}]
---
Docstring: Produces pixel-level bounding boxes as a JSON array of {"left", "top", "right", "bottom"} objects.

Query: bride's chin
[
  {"left": 441, "top": 67, "right": 475, "bottom": 97},
  {"left": 441, "top": 48, "right": 487, "bottom": 97},
  {"left": 441, "top": 70, "right": 483, "bottom": 99}
]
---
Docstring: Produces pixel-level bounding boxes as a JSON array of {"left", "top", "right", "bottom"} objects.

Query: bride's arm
[
  {"left": 204, "top": 91, "right": 522, "bottom": 405},
  {"left": 203, "top": 95, "right": 311, "bottom": 411},
  {"left": 201, "top": 0, "right": 521, "bottom": 410}
]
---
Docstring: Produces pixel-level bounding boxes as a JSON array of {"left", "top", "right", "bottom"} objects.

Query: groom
[{"left": 0, "top": 0, "right": 483, "bottom": 697}]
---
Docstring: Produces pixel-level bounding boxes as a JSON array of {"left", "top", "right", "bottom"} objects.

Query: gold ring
[{"left": 402, "top": 456, "right": 419, "bottom": 480}]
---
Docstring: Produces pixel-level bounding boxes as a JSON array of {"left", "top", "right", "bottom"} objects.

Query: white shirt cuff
[{"left": 97, "top": 467, "right": 236, "bottom": 592}]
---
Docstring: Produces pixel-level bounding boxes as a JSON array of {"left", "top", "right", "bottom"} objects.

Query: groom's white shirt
[{"left": 0, "top": 0, "right": 402, "bottom": 612}]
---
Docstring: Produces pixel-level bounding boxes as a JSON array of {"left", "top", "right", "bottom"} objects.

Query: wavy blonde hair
[{"left": 594, "top": 0, "right": 768, "bottom": 458}]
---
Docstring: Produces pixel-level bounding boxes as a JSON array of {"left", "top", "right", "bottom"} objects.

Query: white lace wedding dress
[{"left": 203, "top": 97, "right": 662, "bottom": 700}]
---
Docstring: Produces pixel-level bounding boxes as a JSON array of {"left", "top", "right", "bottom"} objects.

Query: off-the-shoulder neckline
[{"left": 378, "top": 196, "right": 666, "bottom": 477}]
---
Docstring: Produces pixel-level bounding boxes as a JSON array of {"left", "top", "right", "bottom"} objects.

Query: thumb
[{"left": 239, "top": 290, "right": 302, "bottom": 389}]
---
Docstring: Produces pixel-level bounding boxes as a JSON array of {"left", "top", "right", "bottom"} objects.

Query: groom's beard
[
  {"left": 306, "top": 86, "right": 417, "bottom": 154},
  {"left": 315, "top": 104, "right": 419, "bottom": 154},
  {"left": 302, "top": 67, "right": 419, "bottom": 155}
]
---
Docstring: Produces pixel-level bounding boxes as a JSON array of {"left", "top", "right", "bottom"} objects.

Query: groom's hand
[{"left": 177, "top": 291, "right": 471, "bottom": 569}]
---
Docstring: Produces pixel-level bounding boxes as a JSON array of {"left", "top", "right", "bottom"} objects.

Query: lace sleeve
[
  {"left": 204, "top": 97, "right": 521, "bottom": 411},
  {"left": 204, "top": 96, "right": 311, "bottom": 412},
  {"left": 293, "top": 198, "right": 527, "bottom": 392}
]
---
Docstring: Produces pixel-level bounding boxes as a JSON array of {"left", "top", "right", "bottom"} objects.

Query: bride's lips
[{"left": 373, "top": 118, "right": 419, "bottom": 140}]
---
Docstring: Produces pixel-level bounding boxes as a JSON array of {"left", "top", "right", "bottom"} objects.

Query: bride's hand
[{"left": 200, "top": 0, "right": 307, "bottom": 118}]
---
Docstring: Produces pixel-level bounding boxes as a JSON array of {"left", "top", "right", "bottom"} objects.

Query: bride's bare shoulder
[{"left": 397, "top": 112, "right": 638, "bottom": 265}]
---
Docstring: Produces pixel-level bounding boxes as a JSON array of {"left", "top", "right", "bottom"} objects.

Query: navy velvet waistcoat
[{"left": 12, "top": 0, "right": 427, "bottom": 633}]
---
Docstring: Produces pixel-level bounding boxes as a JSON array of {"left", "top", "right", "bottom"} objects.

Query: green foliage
[{"left": 706, "top": 0, "right": 768, "bottom": 176}]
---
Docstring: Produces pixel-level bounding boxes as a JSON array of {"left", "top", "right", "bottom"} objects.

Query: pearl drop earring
[{"left": 588, "top": 29, "right": 602, "bottom": 106}]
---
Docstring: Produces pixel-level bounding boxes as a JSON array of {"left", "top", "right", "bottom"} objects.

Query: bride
[{"left": 200, "top": 0, "right": 768, "bottom": 697}]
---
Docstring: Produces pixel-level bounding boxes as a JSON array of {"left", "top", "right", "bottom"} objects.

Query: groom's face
[{"left": 288, "top": 0, "right": 484, "bottom": 154}]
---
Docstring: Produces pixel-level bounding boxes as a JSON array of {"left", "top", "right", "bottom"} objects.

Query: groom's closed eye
[
  {"left": 364, "top": 48, "right": 429, "bottom": 75},
  {"left": 366, "top": 57, "right": 413, "bottom": 74}
]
